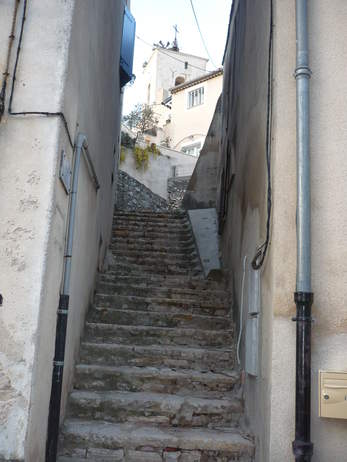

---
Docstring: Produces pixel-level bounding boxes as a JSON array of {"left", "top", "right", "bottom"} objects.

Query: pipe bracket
[
  {"left": 293, "top": 439, "right": 314, "bottom": 458},
  {"left": 294, "top": 65, "right": 312, "bottom": 79}
]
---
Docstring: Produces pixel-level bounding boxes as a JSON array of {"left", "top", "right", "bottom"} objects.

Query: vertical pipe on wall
[
  {"left": 293, "top": 1, "right": 314, "bottom": 461},
  {"left": 45, "top": 134, "right": 99, "bottom": 461}
]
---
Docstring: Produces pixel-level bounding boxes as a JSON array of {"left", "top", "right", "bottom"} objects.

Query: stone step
[
  {"left": 94, "top": 293, "right": 228, "bottom": 316},
  {"left": 111, "top": 236, "right": 195, "bottom": 248},
  {"left": 113, "top": 229, "right": 193, "bottom": 241},
  {"left": 96, "top": 282, "right": 228, "bottom": 302},
  {"left": 59, "top": 421, "right": 254, "bottom": 460},
  {"left": 111, "top": 236, "right": 196, "bottom": 247},
  {"left": 113, "top": 220, "right": 191, "bottom": 230},
  {"left": 79, "top": 343, "right": 234, "bottom": 372},
  {"left": 106, "top": 262, "right": 203, "bottom": 277},
  {"left": 114, "top": 211, "right": 187, "bottom": 219},
  {"left": 89, "top": 306, "right": 230, "bottom": 329},
  {"left": 67, "top": 390, "right": 242, "bottom": 427},
  {"left": 74, "top": 365, "right": 240, "bottom": 398},
  {"left": 111, "top": 253, "right": 199, "bottom": 267},
  {"left": 110, "top": 248, "right": 197, "bottom": 260},
  {"left": 84, "top": 324, "right": 234, "bottom": 348},
  {"left": 98, "top": 273, "right": 223, "bottom": 292}
]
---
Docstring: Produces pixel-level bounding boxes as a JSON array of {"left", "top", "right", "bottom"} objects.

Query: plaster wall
[
  {"left": 120, "top": 145, "right": 197, "bottom": 199},
  {"left": 213, "top": 0, "right": 347, "bottom": 461},
  {"left": 0, "top": 0, "right": 125, "bottom": 460},
  {"left": 183, "top": 96, "right": 222, "bottom": 210},
  {"left": 269, "top": 1, "right": 347, "bottom": 460},
  {"left": 169, "top": 74, "right": 223, "bottom": 152},
  {"left": 142, "top": 48, "right": 208, "bottom": 106}
]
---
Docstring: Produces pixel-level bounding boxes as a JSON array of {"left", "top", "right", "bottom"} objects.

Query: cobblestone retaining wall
[
  {"left": 168, "top": 176, "right": 191, "bottom": 210},
  {"left": 116, "top": 170, "right": 169, "bottom": 211}
]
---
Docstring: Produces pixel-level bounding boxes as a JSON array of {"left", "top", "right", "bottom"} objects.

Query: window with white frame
[
  {"left": 181, "top": 142, "right": 201, "bottom": 157},
  {"left": 187, "top": 86, "right": 204, "bottom": 108}
]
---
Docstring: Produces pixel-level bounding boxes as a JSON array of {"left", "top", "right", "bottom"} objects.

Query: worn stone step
[
  {"left": 98, "top": 273, "right": 223, "bottom": 292},
  {"left": 75, "top": 365, "right": 240, "bottom": 398},
  {"left": 67, "top": 390, "right": 242, "bottom": 427},
  {"left": 106, "top": 262, "right": 203, "bottom": 277},
  {"left": 111, "top": 253, "right": 199, "bottom": 267},
  {"left": 59, "top": 421, "right": 254, "bottom": 459},
  {"left": 94, "top": 293, "right": 228, "bottom": 316},
  {"left": 113, "top": 209, "right": 188, "bottom": 220},
  {"left": 89, "top": 306, "right": 230, "bottom": 329},
  {"left": 111, "top": 236, "right": 195, "bottom": 249},
  {"left": 79, "top": 343, "right": 234, "bottom": 372},
  {"left": 110, "top": 243, "right": 197, "bottom": 255},
  {"left": 96, "top": 282, "right": 228, "bottom": 302},
  {"left": 84, "top": 324, "right": 234, "bottom": 348},
  {"left": 110, "top": 248, "right": 197, "bottom": 260},
  {"left": 113, "top": 229, "right": 193, "bottom": 241},
  {"left": 113, "top": 220, "right": 191, "bottom": 230}
]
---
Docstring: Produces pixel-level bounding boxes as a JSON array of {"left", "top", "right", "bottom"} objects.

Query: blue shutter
[{"left": 120, "top": 6, "right": 136, "bottom": 87}]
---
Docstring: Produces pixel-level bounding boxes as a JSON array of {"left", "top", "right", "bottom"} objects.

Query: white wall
[
  {"left": 120, "top": 146, "right": 197, "bottom": 199},
  {"left": 142, "top": 48, "right": 208, "bottom": 106},
  {"left": 169, "top": 74, "right": 223, "bottom": 151},
  {"left": 0, "top": 0, "right": 125, "bottom": 460}
]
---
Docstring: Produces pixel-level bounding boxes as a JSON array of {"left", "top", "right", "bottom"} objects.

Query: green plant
[
  {"left": 119, "top": 146, "right": 126, "bottom": 165},
  {"left": 132, "top": 143, "right": 161, "bottom": 170}
]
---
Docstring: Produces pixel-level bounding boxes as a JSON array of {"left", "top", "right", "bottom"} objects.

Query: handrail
[{"left": 77, "top": 134, "right": 100, "bottom": 191}]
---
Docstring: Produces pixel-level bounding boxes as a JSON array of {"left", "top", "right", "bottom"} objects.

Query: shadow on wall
[{"left": 182, "top": 96, "right": 222, "bottom": 210}]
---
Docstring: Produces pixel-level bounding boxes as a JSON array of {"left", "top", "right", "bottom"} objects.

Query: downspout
[
  {"left": 292, "top": 1, "right": 314, "bottom": 461},
  {"left": 45, "top": 134, "right": 99, "bottom": 462}
]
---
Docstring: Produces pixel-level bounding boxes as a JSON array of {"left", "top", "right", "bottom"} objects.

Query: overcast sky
[{"left": 123, "top": 0, "right": 232, "bottom": 114}]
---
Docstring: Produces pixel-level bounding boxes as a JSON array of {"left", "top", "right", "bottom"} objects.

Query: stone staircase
[{"left": 58, "top": 210, "right": 254, "bottom": 462}]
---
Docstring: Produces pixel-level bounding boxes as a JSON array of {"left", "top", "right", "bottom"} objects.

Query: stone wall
[
  {"left": 167, "top": 176, "right": 190, "bottom": 210},
  {"left": 116, "top": 171, "right": 169, "bottom": 212}
]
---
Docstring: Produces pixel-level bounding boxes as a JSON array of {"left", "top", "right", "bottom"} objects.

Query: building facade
[
  {"left": 183, "top": 1, "right": 347, "bottom": 461},
  {"left": 0, "top": 1, "right": 131, "bottom": 460},
  {"left": 167, "top": 69, "right": 223, "bottom": 154}
]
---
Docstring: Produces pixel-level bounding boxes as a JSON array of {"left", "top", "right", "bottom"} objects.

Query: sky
[{"left": 123, "top": 0, "right": 232, "bottom": 115}]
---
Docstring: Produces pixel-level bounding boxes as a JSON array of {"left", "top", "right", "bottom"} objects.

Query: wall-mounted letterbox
[{"left": 319, "top": 370, "right": 347, "bottom": 419}]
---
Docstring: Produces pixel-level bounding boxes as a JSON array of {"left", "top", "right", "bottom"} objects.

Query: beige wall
[
  {"left": 120, "top": 145, "right": 197, "bottom": 199},
  {"left": 214, "top": 1, "right": 347, "bottom": 461},
  {"left": 270, "top": 1, "right": 347, "bottom": 460},
  {"left": 0, "top": 0, "right": 125, "bottom": 460},
  {"left": 169, "top": 74, "right": 223, "bottom": 152},
  {"left": 142, "top": 48, "right": 208, "bottom": 106}
]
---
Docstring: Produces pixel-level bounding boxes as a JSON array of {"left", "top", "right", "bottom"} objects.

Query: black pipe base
[{"left": 292, "top": 291, "right": 314, "bottom": 462}]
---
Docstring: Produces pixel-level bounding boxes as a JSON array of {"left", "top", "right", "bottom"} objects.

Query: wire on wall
[
  {"left": 251, "top": 0, "right": 273, "bottom": 270},
  {"left": 136, "top": 35, "right": 210, "bottom": 74},
  {"left": 0, "top": 0, "right": 20, "bottom": 122},
  {"left": 189, "top": 0, "right": 218, "bottom": 68},
  {"left": 7, "top": 0, "right": 74, "bottom": 149}
]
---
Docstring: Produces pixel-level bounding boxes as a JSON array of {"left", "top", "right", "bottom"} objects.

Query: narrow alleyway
[{"left": 57, "top": 209, "right": 254, "bottom": 461}]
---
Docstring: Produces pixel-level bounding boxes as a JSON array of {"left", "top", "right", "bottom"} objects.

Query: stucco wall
[
  {"left": 120, "top": 145, "right": 197, "bottom": 199},
  {"left": 169, "top": 74, "right": 223, "bottom": 152},
  {"left": 182, "top": 96, "right": 222, "bottom": 210},
  {"left": 142, "top": 48, "right": 208, "bottom": 106},
  {"left": 214, "top": 1, "right": 347, "bottom": 461},
  {"left": 217, "top": 2, "right": 272, "bottom": 460},
  {"left": 269, "top": 1, "right": 347, "bottom": 461},
  {"left": 0, "top": 0, "right": 125, "bottom": 460}
]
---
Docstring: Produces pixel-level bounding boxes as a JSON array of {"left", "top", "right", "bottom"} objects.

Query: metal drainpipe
[
  {"left": 292, "top": 1, "right": 314, "bottom": 461},
  {"left": 45, "top": 134, "right": 99, "bottom": 462}
]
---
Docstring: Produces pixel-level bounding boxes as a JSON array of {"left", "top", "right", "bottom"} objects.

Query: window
[
  {"left": 188, "top": 87, "right": 204, "bottom": 108},
  {"left": 175, "top": 76, "right": 185, "bottom": 86},
  {"left": 181, "top": 142, "right": 201, "bottom": 157}
]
